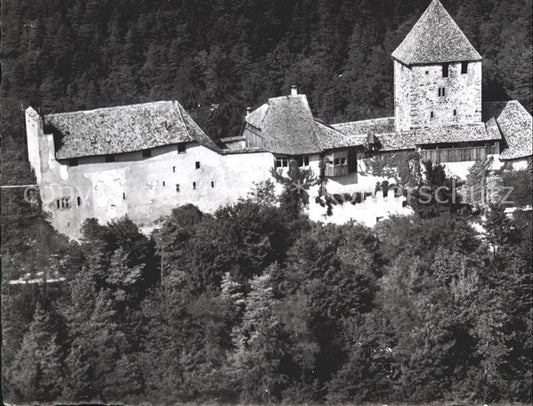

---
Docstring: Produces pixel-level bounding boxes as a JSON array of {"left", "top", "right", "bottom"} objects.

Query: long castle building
[{"left": 26, "top": 0, "right": 532, "bottom": 238}]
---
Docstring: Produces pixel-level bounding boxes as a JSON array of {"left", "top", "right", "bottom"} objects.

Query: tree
[
  {"left": 226, "top": 271, "right": 288, "bottom": 402},
  {"left": 271, "top": 159, "right": 319, "bottom": 219},
  {"left": 7, "top": 302, "right": 65, "bottom": 402}
]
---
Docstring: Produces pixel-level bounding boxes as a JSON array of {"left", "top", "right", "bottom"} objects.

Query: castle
[{"left": 26, "top": 0, "right": 532, "bottom": 239}]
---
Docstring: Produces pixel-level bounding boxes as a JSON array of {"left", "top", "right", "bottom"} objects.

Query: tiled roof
[
  {"left": 244, "top": 94, "right": 323, "bottom": 155},
  {"left": 333, "top": 119, "right": 500, "bottom": 152},
  {"left": 411, "top": 123, "right": 498, "bottom": 145},
  {"left": 392, "top": 0, "right": 481, "bottom": 65},
  {"left": 315, "top": 121, "right": 367, "bottom": 150},
  {"left": 246, "top": 103, "right": 269, "bottom": 129},
  {"left": 331, "top": 117, "right": 395, "bottom": 136},
  {"left": 46, "top": 101, "right": 221, "bottom": 159},
  {"left": 483, "top": 101, "right": 533, "bottom": 160}
]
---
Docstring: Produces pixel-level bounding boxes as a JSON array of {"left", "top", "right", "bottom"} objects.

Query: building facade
[{"left": 26, "top": 0, "right": 532, "bottom": 239}]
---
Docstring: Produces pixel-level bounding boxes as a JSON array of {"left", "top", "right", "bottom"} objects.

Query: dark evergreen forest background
[{"left": 1, "top": 0, "right": 532, "bottom": 404}]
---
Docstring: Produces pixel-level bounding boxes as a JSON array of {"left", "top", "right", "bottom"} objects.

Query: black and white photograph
[{"left": 1, "top": 0, "right": 532, "bottom": 404}]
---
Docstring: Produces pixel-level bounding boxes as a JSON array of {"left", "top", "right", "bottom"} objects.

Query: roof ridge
[
  {"left": 175, "top": 100, "right": 191, "bottom": 139},
  {"left": 45, "top": 100, "right": 173, "bottom": 117},
  {"left": 332, "top": 117, "right": 395, "bottom": 126}
]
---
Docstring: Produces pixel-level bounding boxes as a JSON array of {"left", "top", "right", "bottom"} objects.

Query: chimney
[
  {"left": 290, "top": 85, "right": 298, "bottom": 96},
  {"left": 246, "top": 106, "right": 251, "bottom": 117}
]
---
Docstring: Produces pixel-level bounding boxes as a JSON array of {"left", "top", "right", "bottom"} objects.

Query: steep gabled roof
[
  {"left": 483, "top": 101, "right": 533, "bottom": 160},
  {"left": 46, "top": 100, "right": 220, "bottom": 159},
  {"left": 244, "top": 94, "right": 323, "bottom": 155},
  {"left": 392, "top": 0, "right": 481, "bottom": 65}
]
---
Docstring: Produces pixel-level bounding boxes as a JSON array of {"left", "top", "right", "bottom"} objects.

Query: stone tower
[{"left": 392, "top": 0, "right": 482, "bottom": 132}]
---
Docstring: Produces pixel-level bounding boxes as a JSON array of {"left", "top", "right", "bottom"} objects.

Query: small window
[
  {"left": 123, "top": 192, "right": 126, "bottom": 200},
  {"left": 56, "top": 199, "right": 60, "bottom": 209},
  {"left": 430, "top": 111, "right": 435, "bottom": 119},
  {"left": 143, "top": 149, "right": 151, "bottom": 158},
  {"left": 425, "top": 70, "right": 429, "bottom": 75},
  {"left": 453, "top": 109, "right": 457, "bottom": 116},
  {"left": 211, "top": 181, "right": 215, "bottom": 188},
  {"left": 105, "top": 154, "right": 115, "bottom": 163},
  {"left": 193, "top": 182, "right": 197, "bottom": 190},
  {"left": 177, "top": 143, "right": 187, "bottom": 154},
  {"left": 438, "top": 87, "right": 446, "bottom": 97},
  {"left": 442, "top": 63, "right": 449, "bottom": 78},
  {"left": 61, "top": 197, "right": 70, "bottom": 209},
  {"left": 340, "top": 158, "right": 347, "bottom": 165},
  {"left": 173, "top": 166, "right": 176, "bottom": 173},
  {"left": 275, "top": 157, "right": 289, "bottom": 168},
  {"left": 69, "top": 158, "right": 78, "bottom": 166},
  {"left": 195, "top": 161, "right": 200, "bottom": 169},
  {"left": 162, "top": 181, "right": 166, "bottom": 187},
  {"left": 77, "top": 196, "right": 81, "bottom": 207},
  {"left": 176, "top": 184, "right": 180, "bottom": 192},
  {"left": 334, "top": 158, "right": 340, "bottom": 165},
  {"left": 297, "top": 155, "right": 309, "bottom": 167},
  {"left": 461, "top": 61, "right": 468, "bottom": 74}
]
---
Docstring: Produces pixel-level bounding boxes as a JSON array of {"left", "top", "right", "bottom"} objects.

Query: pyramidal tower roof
[{"left": 392, "top": 0, "right": 481, "bottom": 65}]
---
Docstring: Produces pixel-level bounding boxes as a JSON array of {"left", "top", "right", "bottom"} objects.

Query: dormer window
[
  {"left": 442, "top": 63, "right": 449, "bottom": 78},
  {"left": 461, "top": 62, "right": 468, "bottom": 74}
]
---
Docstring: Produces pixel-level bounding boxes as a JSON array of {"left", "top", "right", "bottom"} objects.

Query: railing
[
  {"left": 420, "top": 146, "right": 490, "bottom": 163},
  {"left": 325, "top": 165, "right": 349, "bottom": 177}
]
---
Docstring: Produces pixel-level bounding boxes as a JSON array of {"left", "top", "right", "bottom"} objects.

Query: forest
[{"left": 1, "top": 0, "right": 532, "bottom": 403}]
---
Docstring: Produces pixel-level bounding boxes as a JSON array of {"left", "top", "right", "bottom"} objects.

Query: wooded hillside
[{"left": 1, "top": 1, "right": 532, "bottom": 403}]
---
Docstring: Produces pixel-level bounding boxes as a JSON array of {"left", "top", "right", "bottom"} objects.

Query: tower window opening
[
  {"left": 162, "top": 181, "right": 166, "bottom": 187},
  {"left": 461, "top": 62, "right": 468, "bottom": 74},
  {"left": 77, "top": 196, "right": 82, "bottom": 207},
  {"left": 56, "top": 199, "right": 60, "bottom": 209},
  {"left": 430, "top": 111, "right": 435, "bottom": 119},
  {"left": 438, "top": 87, "right": 446, "bottom": 97},
  {"left": 453, "top": 109, "right": 457, "bottom": 116},
  {"left": 193, "top": 182, "right": 197, "bottom": 190},
  {"left": 123, "top": 192, "right": 126, "bottom": 200},
  {"left": 173, "top": 166, "right": 176, "bottom": 173},
  {"left": 442, "top": 63, "right": 449, "bottom": 77},
  {"left": 211, "top": 181, "right": 215, "bottom": 188},
  {"left": 195, "top": 161, "right": 200, "bottom": 169},
  {"left": 176, "top": 184, "right": 180, "bottom": 192}
]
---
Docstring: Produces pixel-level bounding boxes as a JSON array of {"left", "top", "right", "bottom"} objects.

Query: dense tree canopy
[{"left": 1, "top": 0, "right": 532, "bottom": 403}]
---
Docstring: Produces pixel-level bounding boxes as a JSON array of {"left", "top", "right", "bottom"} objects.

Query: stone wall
[
  {"left": 394, "top": 60, "right": 412, "bottom": 132},
  {"left": 410, "top": 61, "right": 482, "bottom": 127},
  {"left": 394, "top": 60, "right": 482, "bottom": 131}
]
